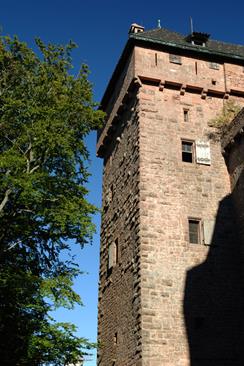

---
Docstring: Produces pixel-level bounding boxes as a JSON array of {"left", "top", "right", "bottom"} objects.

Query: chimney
[{"left": 129, "top": 23, "right": 144, "bottom": 34}]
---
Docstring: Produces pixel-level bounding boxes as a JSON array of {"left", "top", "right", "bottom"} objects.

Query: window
[
  {"left": 188, "top": 219, "right": 201, "bottom": 244},
  {"left": 209, "top": 62, "right": 219, "bottom": 70},
  {"left": 108, "top": 239, "right": 118, "bottom": 271},
  {"left": 183, "top": 109, "right": 189, "bottom": 122},
  {"left": 188, "top": 219, "right": 215, "bottom": 245},
  {"left": 192, "top": 40, "right": 205, "bottom": 47},
  {"left": 181, "top": 140, "right": 211, "bottom": 165},
  {"left": 182, "top": 141, "right": 193, "bottom": 163},
  {"left": 155, "top": 53, "right": 158, "bottom": 66},
  {"left": 169, "top": 54, "right": 182, "bottom": 65}
]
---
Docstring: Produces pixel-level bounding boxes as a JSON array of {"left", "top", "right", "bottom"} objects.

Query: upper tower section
[{"left": 97, "top": 24, "right": 244, "bottom": 158}]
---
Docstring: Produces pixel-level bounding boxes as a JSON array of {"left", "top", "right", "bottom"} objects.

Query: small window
[
  {"left": 169, "top": 54, "right": 182, "bottom": 65},
  {"left": 182, "top": 141, "right": 193, "bottom": 163},
  {"left": 155, "top": 53, "right": 158, "bottom": 66},
  {"left": 209, "top": 62, "right": 219, "bottom": 70},
  {"left": 192, "top": 40, "right": 205, "bottom": 47},
  {"left": 108, "top": 239, "right": 118, "bottom": 271},
  {"left": 183, "top": 109, "right": 189, "bottom": 122},
  {"left": 189, "top": 219, "right": 201, "bottom": 244}
]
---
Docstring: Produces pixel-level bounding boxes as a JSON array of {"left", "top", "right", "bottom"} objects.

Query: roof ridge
[
  {"left": 142, "top": 27, "right": 185, "bottom": 37},
  {"left": 143, "top": 27, "right": 244, "bottom": 48}
]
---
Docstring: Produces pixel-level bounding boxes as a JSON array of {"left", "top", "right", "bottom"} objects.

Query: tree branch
[
  {"left": 0, "top": 188, "right": 11, "bottom": 213},
  {"left": 29, "top": 165, "right": 40, "bottom": 174}
]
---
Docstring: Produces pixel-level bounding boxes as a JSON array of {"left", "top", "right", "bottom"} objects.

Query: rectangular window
[
  {"left": 182, "top": 141, "right": 193, "bottom": 163},
  {"left": 189, "top": 219, "right": 201, "bottom": 244},
  {"left": 108, "top": 239, "right": 118, "bottom": 271},
  {"left": 155, "top": 53, "right": 158, "bottom": 66},
  {"left": 169, "top": 54, "right": 182, "bottom": 65},
  {"left": 183, "top": 109, "right": 189, "bottom": 122},
  {"left": 209, "top": 62, "right": 219, "bottom": 70},
  {"left": 192, "top": 40, "right": 205, "bottom": 47}
]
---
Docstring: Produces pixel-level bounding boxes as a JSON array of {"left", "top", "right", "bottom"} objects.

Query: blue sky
[{"left": 1, "top": 1, "right": 244, "bottom": 364}]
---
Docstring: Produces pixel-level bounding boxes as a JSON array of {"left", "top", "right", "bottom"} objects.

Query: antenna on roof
[
  {"left": 157, "top": 19, "right": 161, "bottom": 29},
  {"left": 190, "top": 16, "right": 194, "bottom": 34}
]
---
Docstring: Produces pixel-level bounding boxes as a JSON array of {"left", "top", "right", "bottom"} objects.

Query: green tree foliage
[{"left": 0, "top": 35, "right": 104, "bottom": 365}]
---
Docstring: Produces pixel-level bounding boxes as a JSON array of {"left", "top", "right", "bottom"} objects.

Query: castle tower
[{"left": 97, "top": 25, "right": 244, "bottom": 366}]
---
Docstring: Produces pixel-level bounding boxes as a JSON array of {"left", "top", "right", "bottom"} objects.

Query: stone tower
[{"left": 96, "top": 24, "right": 244, "bottom": 366}]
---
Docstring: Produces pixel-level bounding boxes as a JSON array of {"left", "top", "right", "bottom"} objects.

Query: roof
[{"left": 130, "top": 27, "right": 244, "bottom": 60}]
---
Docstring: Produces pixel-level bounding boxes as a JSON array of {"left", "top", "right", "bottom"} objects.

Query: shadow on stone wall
[{"left": 184, "top": 195, "right": 244, "bottom": 366}]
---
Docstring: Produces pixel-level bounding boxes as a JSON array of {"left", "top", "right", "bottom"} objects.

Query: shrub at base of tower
[{"left": 0, "top": 36, "right": 104, "bottom": 365}]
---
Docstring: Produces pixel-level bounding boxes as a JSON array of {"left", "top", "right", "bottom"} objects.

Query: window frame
[
  {"left": 192, "top": 40, "right": 206, "bottom": 47},
  {"left": 183, "top": 109, "right": 189, "bottom": 122},
  {"left": 181, "top": 140, "right": 194, "bottom": 163},
  {"left": 188, "top": 218, "right": 202, "bottom": 244},
  {"left": 107, "top": 238, "right": 119, "bottom": 274}
]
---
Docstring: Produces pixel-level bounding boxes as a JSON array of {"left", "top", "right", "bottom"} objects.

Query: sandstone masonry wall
[
  {"left": 97, "top": 40, "right": 244, "bottom": 366},
  {"left": 97, "top": 93, "right": 142, "bottom": 366},
  {"left": 138, "top": 83, "right": 243, "bottom": 366}
]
